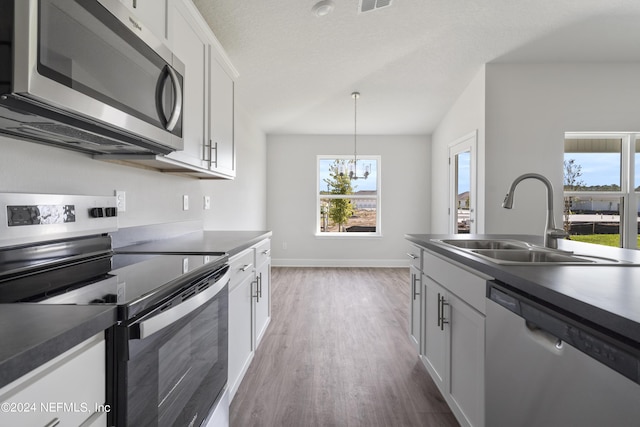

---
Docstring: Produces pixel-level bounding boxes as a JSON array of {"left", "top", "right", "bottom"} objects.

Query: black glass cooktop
[{"left": 0, "top": 252, "right": 227, "bottom": 319}]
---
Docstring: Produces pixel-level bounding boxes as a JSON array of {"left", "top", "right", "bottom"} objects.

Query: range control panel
[
  {"left": 8, "top": 204, "right": 76, "bottom": 226},
  {"left": 0, "top": 193, "right": 118, "bottom": 247}
]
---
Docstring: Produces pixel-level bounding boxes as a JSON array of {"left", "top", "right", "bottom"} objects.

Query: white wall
[
  {"left": 484, "top": 63, "right": 640, "bottom": 235},
  {"left": 0, "top": 109, "right": 266, "bottom": 230},
  {"left": 431, "top": 66, "right": 486, "bottom": 233},
  {"left": 267, "top": 134, "right": 430, "bottom": 267},
  {"left": 203, "top": 108, "right": 268, "bottom": 230}
]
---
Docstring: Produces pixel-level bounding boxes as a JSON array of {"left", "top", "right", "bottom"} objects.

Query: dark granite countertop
[
  {"left": 115, "top": 230, "right": 272, "bottom": 257},
  {"left": 0, "top": 304, "right": 116, "bottom": 389},
  {"left": 406, "top": 234, "right": 640, "bottom": 345}
]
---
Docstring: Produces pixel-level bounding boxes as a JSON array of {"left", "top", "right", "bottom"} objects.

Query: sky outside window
[
  {"left": 563, "top": 152, "right": 621, "bottom": 187},
  {"left": 457, "top": 151, "right": 471, "bottom": 194},
  {"left": 318, "top": 158, "right": 378, "bottom": 192}
]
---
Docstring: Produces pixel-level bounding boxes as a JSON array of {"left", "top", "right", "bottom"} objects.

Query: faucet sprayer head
[{"left": 502, "top": 192, "right": 514, "bottom": 209}]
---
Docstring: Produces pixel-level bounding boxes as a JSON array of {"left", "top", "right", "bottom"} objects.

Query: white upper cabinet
[
  {"left": 208, "top": 52, "right": 235, "bottom": 178},
  {"left": 166, "top": 0, "right": 208, "bottom": 170},
  {"left": 165, "top": 0, "right": 238, "bottom": 178},
  {"left": 100, "top": 0, "right": 238, "bottom": 179}
]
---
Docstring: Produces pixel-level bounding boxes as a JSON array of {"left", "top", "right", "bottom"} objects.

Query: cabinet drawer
[
  {"left": 254, "top": 239, "right": 271, "bottom": 268},
  {"left": 229, "top": 248, "right": 255, "bottom": 290},
  {"left": 423, "top": 250, "right": 490, "bottom": 314},
  {"left": 407, "top": 245, "right": 422, "bottom": 271},
  {"left": 0, "top": 333, "right": 106, "bottom": 427}
]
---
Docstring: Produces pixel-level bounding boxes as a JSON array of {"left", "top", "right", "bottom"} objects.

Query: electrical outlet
[
  {"left": 282, "top": 241, "right": 288, "bottom": 250},
  {"left": 115, "top": 190, "right": 126, "bottom": 212},
  {"left": 183, "top": 195, "right": 189, "bottom": 211},
  {"left": 182, "top": 257, "right": 189, "bottom": 273},
  {"left": 203, "top": 196, "right": 211, "bottom": 210}
]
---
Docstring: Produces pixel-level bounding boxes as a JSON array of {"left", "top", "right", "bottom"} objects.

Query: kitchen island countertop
[{"left": 406, "top": 234, "right": 640, "bottom": 345}]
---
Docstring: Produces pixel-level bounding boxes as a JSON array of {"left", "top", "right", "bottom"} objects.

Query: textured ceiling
[{"left": 193, "top": 0, "right": 640, "bottom": 135}]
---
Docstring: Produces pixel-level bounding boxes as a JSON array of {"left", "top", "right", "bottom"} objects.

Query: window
[
  {"left": 563, "top": 133, "right": 639, "bottom": 248},
  {"left": 317, "top": 156, "right": 381, "bottom": 236}
]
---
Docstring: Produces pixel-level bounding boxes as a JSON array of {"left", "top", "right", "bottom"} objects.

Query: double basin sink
[{"left": 431, "top": 239, "right": 627, "bottom": 265}]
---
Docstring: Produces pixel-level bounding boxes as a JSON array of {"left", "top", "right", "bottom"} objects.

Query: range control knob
[
  {"left": 105, "top": 207, "right": 117, "bottom": 217},
  {"left": 89, "top": 207, "right": 104, "bottom": 218}
]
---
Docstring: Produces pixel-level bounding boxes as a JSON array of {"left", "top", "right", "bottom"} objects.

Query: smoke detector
[
  {"left": 312, "top": 0, "right": 335, "bottom": 17},
  {"left": 359, "top": 0, "right": 393, "bottom": 13}
]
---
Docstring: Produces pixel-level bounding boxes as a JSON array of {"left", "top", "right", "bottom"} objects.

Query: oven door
[{"left": 111, "top": 269, "right": 229, "bottom": 427}]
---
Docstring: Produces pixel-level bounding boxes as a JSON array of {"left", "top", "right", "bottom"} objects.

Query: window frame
[
  {"left": 564, "top": 132, "right": 639, "bottom": 249},
  {"left": 316, "top": 155, "right": 382, "bottom": 238}
]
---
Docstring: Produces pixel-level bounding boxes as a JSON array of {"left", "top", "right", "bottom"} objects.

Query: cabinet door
[
  {"left": 422, "top": 274, "right": 447, "bottom": 389},
  {"left": 448, "top": 294, "right": 485, "bottom": 427},
  {"left": 254, "top": 261, "right": 271, "bottom": 348},
  {"left": 166, "top": 0, "right": 207, "bottom": 168},
  {"left": 409, "top": 265, "right": 421, "bottom": 352},
  {"left": 208, "top": 53, "right": 235, "bottom": 177},
  {"left": 0, "top": 334, "right": 105, "bottom": 427},
  {"left": 119, "top": 0, "right": 167, "bottom": 41},
  {"left": 228, "top": 273, "right": 255, "bottom": 402}
]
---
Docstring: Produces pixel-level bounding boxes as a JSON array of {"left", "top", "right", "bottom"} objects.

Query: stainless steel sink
[
  {"left": 437, "top": 239, "right": 530, "bottom": 250},
  {"left": 431, "top": 238, "right": 627, "bottom": 265},
  {"left": 470, "top": 249, "right": 587, "bottom": 263}
]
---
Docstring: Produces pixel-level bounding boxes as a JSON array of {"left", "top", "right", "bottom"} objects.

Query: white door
[{"left": 449, "top": 131, "right": 477, "bottom": 234}]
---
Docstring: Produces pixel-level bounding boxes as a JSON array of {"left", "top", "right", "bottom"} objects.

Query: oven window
[
  {"left": 157, "top": 301, "right": 219, "bottom": 426},
  {"left": 122, "top": 285, "right": 228, "bottom": 427}
]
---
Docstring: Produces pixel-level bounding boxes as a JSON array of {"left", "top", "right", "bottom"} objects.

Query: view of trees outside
[{"left": 318, "top": 158, "right": 378, "bottom": 233}]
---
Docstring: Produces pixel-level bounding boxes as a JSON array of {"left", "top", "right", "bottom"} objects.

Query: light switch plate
[
  {"left": 183, "top": 195, "right": 189, "bottom": 211},
  {"left": 204, "top": 196, "right": 211, "bottom": 210}
]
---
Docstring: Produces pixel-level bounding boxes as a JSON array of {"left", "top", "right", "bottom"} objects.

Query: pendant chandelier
[{"left": 339, "top": 91, "right": 370, "bottom": 180}]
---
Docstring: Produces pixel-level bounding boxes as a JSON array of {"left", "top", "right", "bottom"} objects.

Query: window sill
[{"left": 315, "top": 232, "right": 383, "bottom": 238}]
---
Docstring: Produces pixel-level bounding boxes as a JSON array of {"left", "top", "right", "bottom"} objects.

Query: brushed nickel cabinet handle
[
  {"left": 253, "top": 277, "right": 260, "bottom": 303},
  {"left": 439, "top": 294, "right": 449, "bottom": 331}
]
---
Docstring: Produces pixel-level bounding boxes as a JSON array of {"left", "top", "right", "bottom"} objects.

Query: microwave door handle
[
  {"left": 164, "top": 65, "right": 182, "bottom": 131},
  {"left": 137, "top": 271, "right": 230, "bottom": 339}
]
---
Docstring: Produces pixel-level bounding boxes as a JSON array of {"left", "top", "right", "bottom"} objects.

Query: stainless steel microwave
[{"left": 0, "top": 0, "right": 184, "bottom": 155}]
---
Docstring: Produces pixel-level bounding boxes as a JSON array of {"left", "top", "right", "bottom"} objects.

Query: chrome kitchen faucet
[{"left": 502, "top": 173, "right": 568, "bottom": 249}]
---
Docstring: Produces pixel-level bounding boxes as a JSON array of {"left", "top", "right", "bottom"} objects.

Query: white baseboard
[{"left": 271, "top": 258, "right": 409, "bottom": 268}]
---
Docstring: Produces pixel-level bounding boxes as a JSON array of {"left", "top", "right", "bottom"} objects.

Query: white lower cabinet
[
  {"left": 422, "top": 274, "right": 447, "bottom": 385},
  {"left": 409, "top": 264, "right": 422, "bottom": 352},
  {"left": 421, "top": 250, "right": 489, "bottom": 427},
  {"left": 253, "top": 239, "right": 271, "bottom": 348},
  {"left": 227, "top": 238, "right": 271, "bottom": 402},
  {"left": 0, "top": 333, "right": 106, "bottom": 427},
  {"left": 407, "top": 245, "right": 423, "bottom": 353},
  {"left": 228, "top": 269, "right": 255, "bottom": 401}
]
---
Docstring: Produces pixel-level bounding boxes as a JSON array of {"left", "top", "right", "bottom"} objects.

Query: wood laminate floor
[{"left": 230, "top": 267, "right": 459, "bottom": 427}]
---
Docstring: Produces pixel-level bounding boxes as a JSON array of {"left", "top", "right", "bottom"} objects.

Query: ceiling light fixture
[
  {"left": 339, "top": 91, "right": 370, "bottom": 180},
  {"left": 312, "top": 0, "right": 335, "bottom": 17}
]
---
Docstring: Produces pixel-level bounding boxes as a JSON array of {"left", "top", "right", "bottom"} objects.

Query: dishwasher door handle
[{"left": 525, "top": 321, "right": 564, "bottom": 354}]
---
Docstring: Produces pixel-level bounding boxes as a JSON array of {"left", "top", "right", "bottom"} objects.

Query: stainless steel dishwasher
[{"left": 486, "top": 280, "right": 640, "bottom": 427}]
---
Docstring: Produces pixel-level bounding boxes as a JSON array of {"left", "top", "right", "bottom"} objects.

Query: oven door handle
[{"left": 136, "top": 271, "right": 230, "bottom": 339}]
